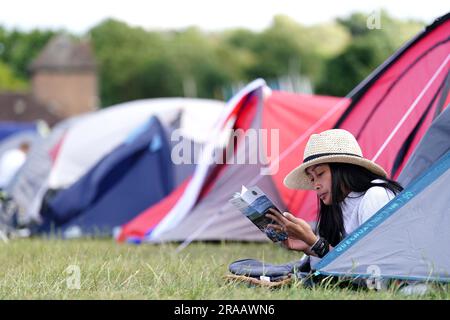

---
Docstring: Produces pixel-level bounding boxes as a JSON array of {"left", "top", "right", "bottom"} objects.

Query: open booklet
[{"left": 229, "top": 185, "right": 288, "bottom": 242}]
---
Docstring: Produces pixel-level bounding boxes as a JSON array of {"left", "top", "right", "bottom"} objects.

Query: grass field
[{"left": 0, "top": 238, "right": 448, "bottom": 299}]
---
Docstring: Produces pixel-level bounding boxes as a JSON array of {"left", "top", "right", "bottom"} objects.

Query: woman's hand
[{"left": 267, "top": 208, "right": 318, "bottom": 247}]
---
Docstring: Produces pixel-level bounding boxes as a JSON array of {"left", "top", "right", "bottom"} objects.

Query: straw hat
[{"left": 283, "top": 129, "right": 387, "bottom": 190}]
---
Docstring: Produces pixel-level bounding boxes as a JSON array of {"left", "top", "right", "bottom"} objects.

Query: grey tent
[
  {"left": 226, "top": 112, "right": 450, "bottom": 283},
  {"left": 314, "top": 149, "right": 450, "bottom": 282},
  {"left": 398, "top": 106, "right": 450, "bottom": 187},
  {"left": 154, "top": 87, "right": 283, "bottom": 242}
]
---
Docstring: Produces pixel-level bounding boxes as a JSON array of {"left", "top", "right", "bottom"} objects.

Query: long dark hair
[{"left": 316, "top": 163, "right": 403, "bottom": 246}]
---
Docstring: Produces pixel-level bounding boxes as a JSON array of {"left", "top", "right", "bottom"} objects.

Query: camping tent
[
  {"left": 295, "top": 12, "right": 450, "bottom": 220},
  {"left": 9, "top": 98, "right": 224, "bottom": 226},
  {"left": 398, "top": 105, "right": 450, "bottom": 187},
  {"left": 47, "top": 98, "right": 225, "bottom": 190},
  {"left": 314, "top": 149, "right": 450, "bottom": 282},
  {"left": 118, "top": 80, "right": 349, "bottom": 243},
  {"left": 38, "top": 116, "right": 174, "bottom": 237}
]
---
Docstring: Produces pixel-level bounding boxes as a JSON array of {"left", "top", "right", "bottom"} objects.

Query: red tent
[
  {"left": 118, "top": 13, "right": 449, "bottom": 243},
  {"left": 296, "top": 13, "right": 450, "bottom": 219},
  {"left": 118, "top": 81, "right": 348, "bottom": 243}
]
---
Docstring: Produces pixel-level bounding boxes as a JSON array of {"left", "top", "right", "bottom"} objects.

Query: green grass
[{"left": 0, "top": 239, "right": 448, "bottom": 299}]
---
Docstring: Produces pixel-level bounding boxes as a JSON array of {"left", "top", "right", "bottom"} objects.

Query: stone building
[{"left": 29, "top": 34, "right": 99, "bottom": 118}]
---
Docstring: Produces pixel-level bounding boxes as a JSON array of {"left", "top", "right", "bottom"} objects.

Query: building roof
[
  {"left": 29, "top": 34, "right": 96, "bottom": 72},
  {"left": 0, "top": 92, "right": 63, "bottom": 126}
]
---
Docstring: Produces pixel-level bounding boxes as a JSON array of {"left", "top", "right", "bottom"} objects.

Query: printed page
[{"left": 230, "top": 185, "right": 288, "bottom": 242}]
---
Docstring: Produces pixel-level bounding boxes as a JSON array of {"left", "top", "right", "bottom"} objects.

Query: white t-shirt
[{"left": 310, "top": 180, "right": 396, "bottom": 267}]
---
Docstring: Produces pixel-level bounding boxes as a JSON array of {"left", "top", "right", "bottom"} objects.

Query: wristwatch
[{"left": 310, "top": 237, "right": 330, "bottom": 258}]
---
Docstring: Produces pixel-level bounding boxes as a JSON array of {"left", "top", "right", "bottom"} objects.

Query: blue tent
[
  {"left": 0, "top": 122, "right": 36, "bottom": 142},
  {"left": 314, "top": 150, "right": 450, "bottom": 283},
  {"left": 39, "top": 116, "right": 174, "bottom": 237}
]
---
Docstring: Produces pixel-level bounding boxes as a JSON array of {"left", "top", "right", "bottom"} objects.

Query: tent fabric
[
  {"left": 262, "top": 91, "right": 349, "bottom": 222},
  {"left": 0, "top": 131, "right": 39, "bottom": 160},
  {"left": 336, "top": 13, "right": 449, "bottom": 175},
  {"left": 398, "top": 106, "right": 450, "bottom": 187},
  {"left": 118, "top": 80, "right": 268, "bottom": 242},
  {"left": 7, "top": 117, "right": 79, "bottom": 224},
  {"left": 47, "top": 98, "right": 225, "bottom": 190},
  {"left": 295, "top": 13, "right": 450, "bottom": 221},
  {"left": 153, "top": 90, "right": 347, "bottom": 242},
  {"left": 0, "top": 122, "right": 36, "bottom": 142},
  {"left": 154, "top": 94, "right": 285, "bottom": 242},
  {"left": 167, "top": 131, "right": 204, "bottom": 187},
  {"left": 39, "top": 116, "right": 174, "bottom": 237},
  {"left": 314, "top": 150, "right": 450, "bottom": 282},
  {"left": 139, "top": 80, "right": 267, "bottom": 241},
  {"left": 118, "top": 79, "right": 348, "bottom": 243},
  {"left": 391, "top": 67, "right": 449, "bottom": 178},
  {"left": 118, "top": 179, "right": 191, "bottom": 243}
]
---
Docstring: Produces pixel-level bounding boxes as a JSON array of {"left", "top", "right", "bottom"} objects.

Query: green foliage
[
  {"left": 0, "top": 25, "right": 55, "bottom": 91},
  {"left": 317, "top": 11, "right": 424, "bottom": 96},
  {"left": 317, "top": 32, "right": 394, "bottom": 96},
  {"left": 89, "top": 19, "right": 172, "bottom": 106},
  {"left": 165, "top": 27, "right": 236, "bottom": 99},
  {"left": 89, "top": 21, "right": 239, "bottom": 106},
  {"left": 0, "top": 60, "right": 28, "bottom": 91},
  {"left": 248, "top": 15, "right": 305, "bottom": 79},
  {"left": 0, "top": 26, "right": 55, "bottom": 78}
]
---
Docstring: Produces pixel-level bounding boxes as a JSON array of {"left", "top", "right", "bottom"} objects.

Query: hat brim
[{"left": 283, "top": 154, "right": 388, "bottom": 190}]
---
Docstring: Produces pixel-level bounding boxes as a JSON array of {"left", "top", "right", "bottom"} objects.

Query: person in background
[{"left": 0, "top": 142, "right": 30, "bottom": 190}]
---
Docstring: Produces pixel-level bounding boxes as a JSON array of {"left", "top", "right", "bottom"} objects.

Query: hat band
[{"left": 303, "top": 152, "right": 362, "bottom": 163}]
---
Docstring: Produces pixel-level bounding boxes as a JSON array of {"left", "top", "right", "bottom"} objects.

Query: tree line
[{"left": 0, "top": 11, "right": 424, "bottom": 107}]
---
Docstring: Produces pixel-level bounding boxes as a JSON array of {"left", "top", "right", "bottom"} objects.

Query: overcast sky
[{"left": 0, "top": 0, "right": 446, "bottom": 34}]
